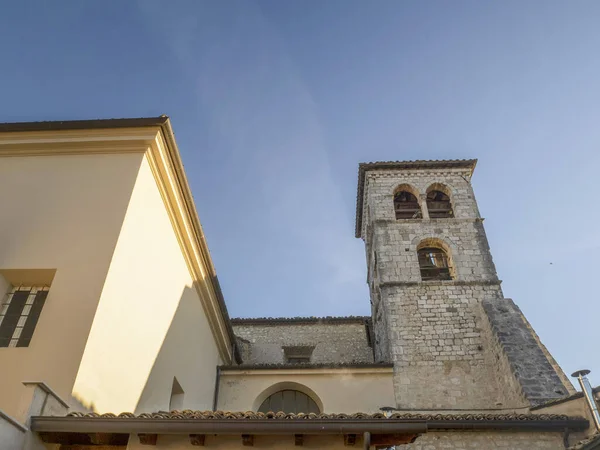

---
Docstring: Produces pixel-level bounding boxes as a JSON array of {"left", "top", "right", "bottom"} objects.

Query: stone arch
[
  {"left": 416, "top": 237, "right": 456, "bottom": 280},
  {"left": 252, "top": 382, "right": 324, "bottom": 413},
  {"left": 392, "top": 183, "right": 423, "bottom": 219},
  {"left": 425, "top": 183, "right": 454, "bottom": 218}
]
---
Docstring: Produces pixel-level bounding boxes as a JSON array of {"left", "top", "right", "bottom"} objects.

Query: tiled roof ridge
[
  {"left": 231, "top": 315, "right": 370, "bottom": 325},
  {"left": 531, "top": 386, "right": 600, "bottom": 410},
  {"left": 569, "top": 433, "right": 600, "bottom": 450},
  {"left": 359, "top": 159, "right": 477, "bottom": 167},
  {"left": 65, "top": 410, "right": 577, "bottom": 421},
  {"left": 220, "top": 362, "right": 392, "bottom": 370},
  {"left": 354, "top": 159, "right": 477, "bottom": 238}
]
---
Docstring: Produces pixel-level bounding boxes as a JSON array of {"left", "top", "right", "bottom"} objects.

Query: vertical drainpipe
[
  {"left": 212, "top": 365, "right": 221, "bottom": 412},
  {"left": 571, "top": 369, "right": 600, "bottom": 431},
  {"left": 363, "top": 431, "right": 371, "bottom": 450}
]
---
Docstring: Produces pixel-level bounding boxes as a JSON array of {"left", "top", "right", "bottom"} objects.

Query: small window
[
  {"left": 394, "top": 191, "right": 422, "bottom": 219},
  {"left": 418, "top": 247, "right": 452, "bottom": 281},
  {"left": 426, "top": 190, "right": 453, "bottom": 218},
  {"left": 0, "top": 286, "right": 49, "bottom": 347},
  {"left": 283, "top": 346, "right": 314, "bottom": 364},
  {"left": 258, "top": 390, "right": 320, "bottom": 414}
]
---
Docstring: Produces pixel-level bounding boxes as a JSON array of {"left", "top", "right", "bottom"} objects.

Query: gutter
[{"left": 30, "top": 416, "right": 588, "bottom": 435}]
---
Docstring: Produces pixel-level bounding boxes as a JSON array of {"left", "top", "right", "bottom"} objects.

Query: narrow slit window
[
  {"left": 0, "top": 286, "right": 49, "bottom": 347},
  {"left": 283, "top": 346, "right": 314, "bottom": 364},
  {"left": 394, "top": 191, "right": 422, "bottom": 219},
  {"left": 417, "top": 247, "right": 453, "bottom": 281},
  {"left": 426, "top": 190, "right": 453, "bottom": 218}
]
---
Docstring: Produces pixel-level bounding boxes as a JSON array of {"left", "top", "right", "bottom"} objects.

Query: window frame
[
  {"left": 417, "top": 246, "right": 454, "bottom": 281},
  {"left": 0, "top": 285, "right": 49, "bottom": 348},
  {"left": 258, "top": 389, "right": 321, "bottom": 414}
]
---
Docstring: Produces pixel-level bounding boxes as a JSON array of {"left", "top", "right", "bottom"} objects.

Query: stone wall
[
  {"left": 232, "top": 318, "right": 373, "bottom": 365},
  {"left": 384, "top": 282, "right": 519, "bottom": 408},
  {"left": 398, "top": 430, "right": 565, "bottom": 449},
  {"left": 359, "top": 164, "right": 572, "bottom": 410},
  {"left": 482, "top": 298, "right": 574, "bottom": 405}
]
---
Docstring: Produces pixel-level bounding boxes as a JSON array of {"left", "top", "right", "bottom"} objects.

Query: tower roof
[{"left": 354, "top": 159, "right": 477, "bottom": 238}]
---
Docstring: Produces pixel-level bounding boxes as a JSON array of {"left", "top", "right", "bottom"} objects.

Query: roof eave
[
  {"left": 0, "top": 116, "right": 170, "bottom": 133},
  {"left": 31, "top": 416, "right": 588, "bottom": 436},
  {"left": 354, "top": 159, "right": 477, "bottom": 238}
]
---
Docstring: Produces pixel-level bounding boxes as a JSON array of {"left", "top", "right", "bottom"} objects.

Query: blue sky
[{"left": 1, "top": 1, "right": 599, "bottom": 382}]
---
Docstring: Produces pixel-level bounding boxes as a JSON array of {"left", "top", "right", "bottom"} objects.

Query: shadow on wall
[{"left": 134, "top": 285, "right": 220, "bottom": 414}]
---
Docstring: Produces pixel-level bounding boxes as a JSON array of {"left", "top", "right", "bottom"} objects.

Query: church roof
[
  {"left": 570, "top": 433, "right": 600, "bottom": 450},
  {"left": 231, "top": 316, "right": 370, "bottom": 325},
  {"left": 61, "top": 410, "right": 580, "bottom": 422},
  {"left": 30, "top": 410, "right": 590, "bottom": 447},
  {"left": 354, "top": 159, "right": 477, "bottom": 238},
  {"left": 219, "top": 362, "right": 392, "bottom": 370},
  {"left": 531, "top": 385, "right": 600, "bottom": 411}
]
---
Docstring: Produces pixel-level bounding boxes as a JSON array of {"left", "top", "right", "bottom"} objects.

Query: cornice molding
[{"left": 220, "top": 366, "right": 394, "bottom": 376}]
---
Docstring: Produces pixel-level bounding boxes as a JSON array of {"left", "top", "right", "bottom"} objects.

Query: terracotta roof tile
[
  {"left": 531, "top": 386, "right": 600, "bottom": 410},
  {"left": 66, "top": 410, "right": 574, "bottom": 422},
  {"left": 220, "top": 362, "right": 393, "bottom": 370}
]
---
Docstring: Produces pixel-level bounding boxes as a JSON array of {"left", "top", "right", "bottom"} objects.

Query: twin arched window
[
  {"left": 426, "top": 189, "right": 453, "bottom": 218},
  {"left": 394, "top": 190, "right": 422, "bottom": 219},
  {"left": 258, "top": 390, "right": 320, "bottom": 414},
  {"left": 394, "top": 185, "right": 453, "bottom": 219}
]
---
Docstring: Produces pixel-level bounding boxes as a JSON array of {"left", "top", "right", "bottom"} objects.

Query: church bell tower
[{"left": 356, "top": 160, "right": 574, "bottom": 410}]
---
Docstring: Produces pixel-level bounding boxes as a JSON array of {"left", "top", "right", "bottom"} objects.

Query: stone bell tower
[{"left": 355, "top": 160, "right": 574, "bottom": 410}]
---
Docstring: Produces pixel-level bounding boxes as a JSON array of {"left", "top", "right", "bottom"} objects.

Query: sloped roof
[
  {"left": 231, "top": 316, "right": 370, "bottom": 326},
  {"left": 31, "top": 410, "right": 590, "bottom": 445},
  {"left": 64, "top": 410, "right": 575, "bottom": 422},
  {"left": 570, "top": 433, "right": 600, "bottom": 450},
  {"left": 220, "top": 362, "right": 392, "bottom": 370}
]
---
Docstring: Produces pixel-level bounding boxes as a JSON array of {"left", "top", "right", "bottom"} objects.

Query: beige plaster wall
[
  {"left": 73, "top": 155, "right": 222, "bottom": 414},
  {"left": 0, "top": 152, "right": 144, "bottom": 421},
  {"left": 218, "top": 369, "right": 394, "bottom": 413}
]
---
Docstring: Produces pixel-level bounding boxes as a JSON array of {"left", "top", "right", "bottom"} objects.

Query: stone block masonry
[
  {"left": 482, "top": 298, "right": 574, "bottom": 405},
  {"left": 385, "top": 283, "right": 515, "bottom": 409},
  {"left": 232, "top": 318, "right": 374, "bottom": 365},
  {"left": 358, "top": 161, "right": 574, "bottom": 411}
]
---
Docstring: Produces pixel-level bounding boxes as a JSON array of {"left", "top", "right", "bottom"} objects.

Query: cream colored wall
[
  {"left": 218, "top": 369, "right": 395, "bottom": 413},
  {"left": 72, "top": 155, "right": 222, "bottom": 414},
  {"left": 0, "top": 152, "right": 144, "bottom": 421}
]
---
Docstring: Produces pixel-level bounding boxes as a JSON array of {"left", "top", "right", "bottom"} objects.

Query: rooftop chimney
[{"left": 572, "top": 369, "right": 600, "bottom": 431}]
